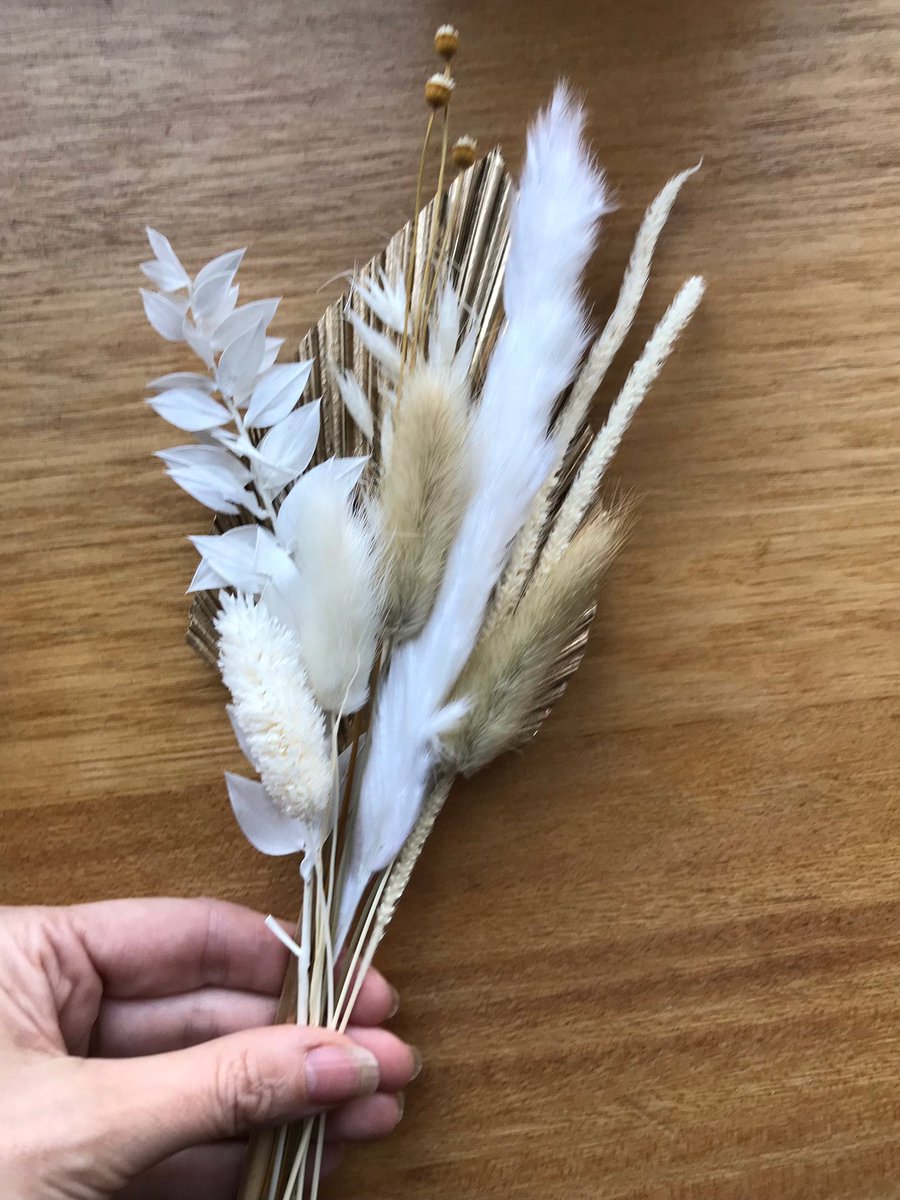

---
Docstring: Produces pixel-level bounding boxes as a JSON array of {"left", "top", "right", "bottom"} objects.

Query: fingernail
[
  {"left": 395, "top": 1092, "right": 406, "bottom": 1124},
  {"left": 305, "top": 1046, "right": 379, "bottom": 1104},
  {"left": 388, "top": 986, "right": 400, "bottom": 1018},
  {"left": 410, "top": 1046, "right": 423, "bottom": 1080}
]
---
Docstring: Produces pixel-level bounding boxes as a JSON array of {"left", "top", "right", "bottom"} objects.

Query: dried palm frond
[
  {"left": 186, "top": 149, "right": 512, "bottom": 665},
  {"left": 446, "top": 506, "right": 627, "bottom": 775}
]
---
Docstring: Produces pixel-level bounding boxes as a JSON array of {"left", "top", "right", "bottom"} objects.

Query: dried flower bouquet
[{"left": 140, "top": 25, "right": 703, "bottom": 1200}]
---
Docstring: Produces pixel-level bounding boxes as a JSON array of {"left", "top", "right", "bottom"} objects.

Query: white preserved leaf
[
  {"left": 191, "top": 269, "right": 237, "bottom": 323},
  {"left": 158, "top": 444, "right": 254, "bottom": 511},
  {"left": 166, "top": 468, "right": 241, "bottom": 513},
  {"left": 273, "top": 453, "right": 367, "bottom": 548},
  {"left": 147, "top": 388, "right": 231, "bottom": 431},
  {"left": 246, "top": 401, "right": 322, "bottom": 491},
  {"left": 155, "top": 443, "right": 251, "bottom": 484},
  {"left": 145, "top": 228, "right": 190, "bottom": 290},
  {"left": 332, "top": 366, "right": 374, "bottom": 441},
  {"left": 193, "top": 247, "right": 245, "bottom": 294},
  {"left": 261, "top": 337, "right": 285, "bottom": 372},
  {"left": 187, "top": 559, "right": 226, "bottom": 592},
  {"left": 141, "top": 259, "right": 189, "bottom": 292},
  {"left": 245, "top": 361, "right": 313, "bottom": 428},
  {"left": 182, "top": 318, "right": 216, "bottom": 369},
  {"left": 211, "top": 298, "right": 280, "bottom": 352},
  {"left": 217, "top": 319, "right": 266, "bottom": 399},
  {"left": 224, "top": 772, "right": 308, "bottom": 856},
  {"left": 147, "top": 371, "right": 217, "bottom": 394},
  {"left": 141, "top": 289, "right": 188, "bottom": 342},
  {"left": 190, "top": 524, "right": 294, "bottom": 594}
]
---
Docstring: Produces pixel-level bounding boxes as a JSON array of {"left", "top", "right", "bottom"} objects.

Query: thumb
[{"left": 82, "top": 1025, "right": 379, "bottom": 1176}]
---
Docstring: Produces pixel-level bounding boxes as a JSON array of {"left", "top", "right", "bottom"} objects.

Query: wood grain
[{"left": 1, "top": 1, "right": 898, "bottom": 1196}]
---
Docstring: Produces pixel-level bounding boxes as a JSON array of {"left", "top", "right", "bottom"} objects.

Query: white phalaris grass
[{"left": 215, "top": 592, "right": 331, "bottom": 823}]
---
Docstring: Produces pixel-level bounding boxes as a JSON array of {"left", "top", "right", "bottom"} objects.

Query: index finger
[{"left": 67, "top": 897, "right": 290, "bottom": 999}]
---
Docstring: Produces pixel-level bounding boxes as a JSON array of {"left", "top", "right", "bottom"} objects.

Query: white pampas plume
[
  {"left": 215, "top": 593, "right": 331, "bottom": 823},
  {"left": 270, "top": 458, "right": 383, "bottom": 714},
  {"left": 540, "top": 273, "right": 705, "bottom": 571},
  {"left": 337, "top": 83, "right": 610, "bottom": 943}
]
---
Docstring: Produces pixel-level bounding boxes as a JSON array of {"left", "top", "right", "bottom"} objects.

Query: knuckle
[{"left": 213, "top": 1048, "right": 277, "bottom": 1134}]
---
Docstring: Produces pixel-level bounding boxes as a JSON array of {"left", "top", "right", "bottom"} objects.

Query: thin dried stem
[
  {"left": 415, "top": 106, "right": 451, "bottom": 348},
  {"left": 400, "top": 110, "right": 436, "bottom": 373}
]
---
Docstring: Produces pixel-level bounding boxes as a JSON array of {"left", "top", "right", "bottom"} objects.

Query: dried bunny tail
[
  {"left": 490, "top": 163, "right": 701, "bottom": 620},
  {"left": 446, "top": 506, "right": 627, "bottom": 775},
  {"left": 540, "top": 274, "right": 705, "bottom": 573},
  {"left": 215, "top": 593, "right": 331, "bottom": 821},
  {"left": 379, "top": 362, "right": 472, "bottom": 641},
  {"left": 276, "top": 463, "right": 384, "bottom": 715}
]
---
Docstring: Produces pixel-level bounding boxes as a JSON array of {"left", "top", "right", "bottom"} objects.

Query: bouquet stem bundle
[{"left": 140, "top": 27, "right": 703, "bottom": 1199}]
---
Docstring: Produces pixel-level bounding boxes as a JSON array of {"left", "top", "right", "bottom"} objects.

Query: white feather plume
[{"left": 267, "top": 458, "right": 383, "bottom": 715}]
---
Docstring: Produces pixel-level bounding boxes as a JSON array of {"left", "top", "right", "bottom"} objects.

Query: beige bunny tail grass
[
  {"left": 379, "top": 365, "right": 472, "bottom": 641},
  {"left": 540, "top": 274, "right": 705, "bottom": 575},
  {"left": 446, "top": 504, "right": 629, "bottom": 776}
]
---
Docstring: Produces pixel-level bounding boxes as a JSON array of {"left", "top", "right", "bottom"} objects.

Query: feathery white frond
[
  {"left": 352, "top": 270, "right": 407, "bottom": 333},
  {"left": 346, "top": 309, "right": 402, "bottom": 380},
  {"left": 332, "top": 366, "right": 374, "bottom": 442}
]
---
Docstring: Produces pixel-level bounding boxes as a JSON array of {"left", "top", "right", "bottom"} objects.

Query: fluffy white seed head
[{"left": 215, "top": 593, "right": 331, "bottom": 822}]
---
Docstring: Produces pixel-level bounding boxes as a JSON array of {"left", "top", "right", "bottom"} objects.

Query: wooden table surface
[{"left": 2, "top": 1, "right": 898, "bottom": 1196}]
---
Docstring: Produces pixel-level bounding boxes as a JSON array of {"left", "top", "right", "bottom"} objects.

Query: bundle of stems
[{"left": 141, "top": 26, "right": 704, "bottom": 1200}]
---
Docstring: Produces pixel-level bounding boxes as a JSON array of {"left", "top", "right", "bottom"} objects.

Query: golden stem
[
  {"left": 414, "top": 104, "right": 450, "bottom": 352},
  {"left": 421, "top": 159, "right": 465, "bottom": 334},
  {"left": 400, "top": 109, "right": 436, "bottom": 379}
]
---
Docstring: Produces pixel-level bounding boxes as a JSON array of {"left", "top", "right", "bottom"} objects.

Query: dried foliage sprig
[{"left": 141, "top": 26, "right": 704, "bottom": 1200}]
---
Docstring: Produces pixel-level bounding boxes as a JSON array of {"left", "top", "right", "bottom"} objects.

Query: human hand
[{"left": 0, "top": 897, "right": 417, "bottom": 1199}]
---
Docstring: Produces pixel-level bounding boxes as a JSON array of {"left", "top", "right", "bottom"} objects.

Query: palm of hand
[{"left": 0, "top": 898, "right": 413, "bottom": 1200}]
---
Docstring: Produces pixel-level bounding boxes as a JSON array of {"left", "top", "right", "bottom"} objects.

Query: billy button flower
[
  {"left": 424, "top": 72, "right": 454, "bottom": 109},
  {"left": 433, "top": 24, "right": 459, "bottom": 61},
  {"left": 452, "top": 135, "right": 477, "bottom": 170}
]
